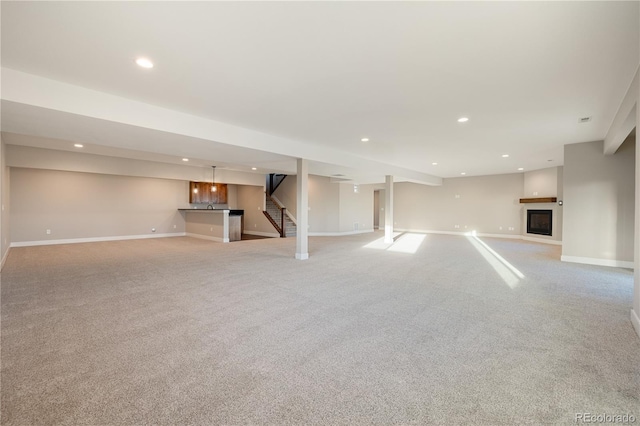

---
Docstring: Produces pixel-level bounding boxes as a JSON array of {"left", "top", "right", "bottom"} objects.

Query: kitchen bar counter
[
  {"left": 178, "top": 209, "right": 243, "bottom": 242},
  {"left": 178, "top": 209, "right": 244, "bottom": 215}
]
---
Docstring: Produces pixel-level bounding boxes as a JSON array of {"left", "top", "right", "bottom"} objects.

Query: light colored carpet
[{"left": 1, "top": 232, "right": 638, "bottom": 425}]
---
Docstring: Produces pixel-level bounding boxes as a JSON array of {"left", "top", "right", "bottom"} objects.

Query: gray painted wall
[
  {"left": 393, "top": 174, "right": 524, "bottom": 236},
  {"left": 10, "top": 168, "right": 189, "bottom": 243},
  {"left": 272, "top": 175, "right": 297, "bottom": 217},
  {"left": 1, "top": 137, "right": 10, "bottom": 265},
  {"left": 339, "top": 183, "right": 374, "bottom": 232},
  {"left": 308, "top": 175, "right": 340, "bottom": 233},
  {"left": 562, "top": 139, "right": 635, "bottom": 265},
  {"left": 523, "top": 167, "right": 558, "bottom": 197},
  {"left": 556, "top": 166, "right": 564, "bottom": 242},
  {"left": 373, "top": 190, "right": 380, "bottom": 229},
  {"left": 378, "top": 189, "right": 386, "bottom": 229},
  {"left": 236, "top": 184, "right": 278, "bottom": 236}
]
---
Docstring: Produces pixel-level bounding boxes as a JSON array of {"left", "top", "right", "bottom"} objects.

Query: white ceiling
[{"left": 1, "top": 1, "right": 638, "bottom": 183}]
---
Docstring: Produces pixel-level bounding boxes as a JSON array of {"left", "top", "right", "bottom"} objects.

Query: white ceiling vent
[{"left": 578, "top": 116, "right": 592, "bottom": 123}]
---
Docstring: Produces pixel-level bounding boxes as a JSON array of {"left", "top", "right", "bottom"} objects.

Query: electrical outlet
[
  {"left": 533, "top": 191, "right": 538, "bottom": 196},
  {"left": 455, "top": 194, "right": 460, "bottom": 199},
  {"left": 46, "top": 229, "right": 51, "bottom": 235},
  {"left": 173, "top": 224, "right": 177, "bottom": 229},
  {"left": 210, "top": 227, "right": 213, "bottom": 232},
  {"left": 454, "top": 225, "right": 460, "bottom": 229},
  {"left": 499, "top": 226, "right": 503, "bottom": 230}
]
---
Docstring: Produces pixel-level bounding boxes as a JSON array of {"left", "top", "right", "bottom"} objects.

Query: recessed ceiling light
[
  {"left": 460, "top": 172, "right": 466, "bottom": 175},
  {"left": 73, "top": 143, "right": 83, "bottom": 148},
  {"left": 135, "top": 57, "right": 154, "bottom": 69},
  {"left": 361, "top": 138, "right": 369, "bottom": 142},
  {"left": 182, "top": 158, "right": 189, "bottom": 162},
  {"left": 502, "top": 154, "right": 509, "bottom": 158},
  {"left": 518, "top": 167, "right": 524, "bottom": 171},
  {"left": 432, "top": 162, "right": 438, "bottom": 166},
  {"left": 457, "top": 117, "right": 469, "bottom": 123},
  {"left": 251, "top": 167, "right": 257, "bottom": 171}
]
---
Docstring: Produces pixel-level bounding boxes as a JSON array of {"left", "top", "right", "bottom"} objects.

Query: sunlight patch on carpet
[
  {"left": 465, "top": 232, "right": 525, "bottom": 288},
  {"left": 363, "top": 232, "right": 426, "bottom": 254}
]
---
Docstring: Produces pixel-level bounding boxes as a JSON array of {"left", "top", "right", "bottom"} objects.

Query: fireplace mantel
[{"left": 519, "top": 197, "right": 557, "bottom": 204}]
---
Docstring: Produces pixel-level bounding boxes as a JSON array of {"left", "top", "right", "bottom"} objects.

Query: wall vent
[{"left": 578, "top": 116, "right": 592, "bottom": 123}]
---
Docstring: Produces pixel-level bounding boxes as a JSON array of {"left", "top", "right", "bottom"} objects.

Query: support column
[
  {"left": 296, "top": 158, "right": 309, "bottom": 260},
  {"left": 384, "top": 175, "right": 394, "bottom": 244},
  {"left": 633, "top": 98, "right": 640, "bottom": 338}
]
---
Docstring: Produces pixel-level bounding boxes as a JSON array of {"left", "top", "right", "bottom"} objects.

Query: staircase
[
  {"left": 263, "top": 196, "right": 296, "bottom": 237},
  {"left": 263, "top": 173, "right": 296, "bottom": 238}
]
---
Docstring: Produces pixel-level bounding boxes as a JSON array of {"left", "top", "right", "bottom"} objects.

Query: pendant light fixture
[{"left": 211, "top": 166, "right": 217, "bottom": 192}]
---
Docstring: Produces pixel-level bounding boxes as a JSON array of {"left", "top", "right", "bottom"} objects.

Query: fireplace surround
[{"left": 527, "top": 209, "right": 552, "bottom": 236}]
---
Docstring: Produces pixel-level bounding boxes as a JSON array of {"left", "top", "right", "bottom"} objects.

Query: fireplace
[{"left": 527, "top": 210, "right": 552, "bottom": 236}]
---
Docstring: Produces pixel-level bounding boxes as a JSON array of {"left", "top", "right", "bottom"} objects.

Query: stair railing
[
  {"left": 280, "top": 207, "right": 286, "bottom": 238},
  {"left": 267, "top": 174, "right": 287, "bottom": 196},
  {"left": 270, "top": 195, "right": 287, "bottom": 238}
]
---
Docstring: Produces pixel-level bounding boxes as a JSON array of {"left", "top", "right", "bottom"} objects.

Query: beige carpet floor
[{"left": 1, "top": 232, "right": 639, "bottom": 425}]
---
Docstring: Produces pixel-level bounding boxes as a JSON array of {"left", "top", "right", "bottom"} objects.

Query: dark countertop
[{"left": 178, "top": 209, "right": 244, "bottom": 216}]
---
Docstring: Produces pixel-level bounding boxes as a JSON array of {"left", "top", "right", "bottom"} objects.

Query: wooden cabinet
[
  {"left": 213, "top": 184, "right": 227, "bottom": 204},
  {"left": 189, "top": 182, "right": 205, "bottom": 204},
  {"left": 189, "top": 182, "right": 228, "bottom": 204}
]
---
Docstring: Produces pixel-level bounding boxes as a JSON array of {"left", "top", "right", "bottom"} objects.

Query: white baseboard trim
[
  {"left": 522, "top": 236, "right": 563, "bottom": 245},
  {"left": 10, "top": 233, "right": 187, "bottom": 248},
  {"left": 1, "top": 246, "right": 10, "bottom": 270},
  {"left": 185, "top": 232, "right": 228, "bottom": 243},
  {"left": 631, "top": 309, "right": 640, "bottom": 339},
  {"left": 308, "top": 229, "right": 374, "bottom": 237},
  {"left": 560, "top": 255, "right": 634, "bottom": 269},
  {"left": 481, "top": 233, "right": 523, "bottom": 240},
  {"left": 243, "top": 230, "right": 280, "bottom": 238}
]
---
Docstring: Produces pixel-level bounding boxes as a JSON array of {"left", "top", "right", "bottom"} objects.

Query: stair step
[{"left": 265, "top": 195, "right": 298, "bottom": 236}]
